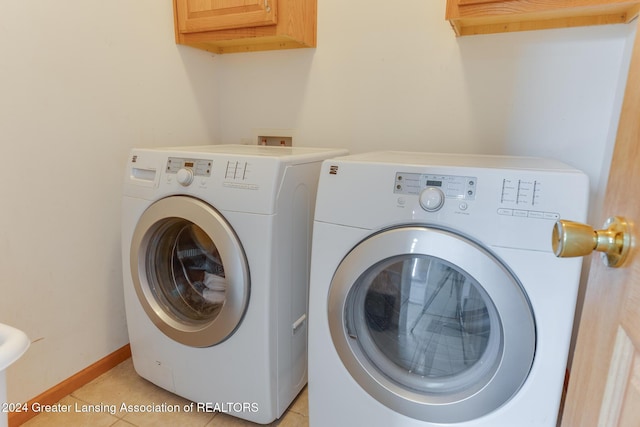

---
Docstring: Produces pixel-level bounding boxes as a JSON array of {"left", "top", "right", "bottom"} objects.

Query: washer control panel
[
  {"left": 166, "top": 157, "right": 212, "bottom": 177},
  {"left": 394, "top": 172, "right": 477, "bottom": 200},
  {"left": 224, "top": 160, "right": 250, "bottom": 181},
  {"left": 166, "top": 157, "right": 213, "bottom": 187}
]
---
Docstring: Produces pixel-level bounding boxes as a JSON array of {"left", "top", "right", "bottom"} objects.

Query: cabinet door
[{"left": 175, "top": 0, "right": 277, "bottom": 33}]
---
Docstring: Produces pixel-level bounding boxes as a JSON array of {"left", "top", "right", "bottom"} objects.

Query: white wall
[
  {"left": 0, "top": 0, "right": 635, "bottom": 405},
  {"left": 0, "top": 1, "right": 219, "bottom": 403},
  {"left": 215, "top": 1, "right": 635, "bottom": 222}
]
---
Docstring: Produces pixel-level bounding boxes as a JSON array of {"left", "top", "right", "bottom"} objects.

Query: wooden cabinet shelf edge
[
  {"left": 173, "top": 0, "right": 316, "bottom": 54},
  {"left": 446, "top": 0, "right": 640, "bottom": 36}
]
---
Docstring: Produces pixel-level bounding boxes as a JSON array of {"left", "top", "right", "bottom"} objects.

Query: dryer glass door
[
  {"left": 328, "top": 226, "right": 535, "bottom": 423},
  {"left": 130, "top": 196, "right": 250, "bottom": 348}
]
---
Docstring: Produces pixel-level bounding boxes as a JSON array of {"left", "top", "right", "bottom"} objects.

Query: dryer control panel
[
  {"left": 394, "top": 172, "right": 477, "bottom": 200},
  {"left": 496, "top": 178, "right": 560, "bottom": 220}
]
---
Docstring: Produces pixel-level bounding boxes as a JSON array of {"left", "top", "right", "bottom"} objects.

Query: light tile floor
[{"left": 22, "top": 358, "right": 309, "bottom": 427}]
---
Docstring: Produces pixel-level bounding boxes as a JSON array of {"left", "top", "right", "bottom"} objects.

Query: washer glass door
[
  {"left": 328, "top": 226, "right": 535, "bottom": 423},
  {"left": 131, "top": 196, "right": 249, "bottom": 348}
]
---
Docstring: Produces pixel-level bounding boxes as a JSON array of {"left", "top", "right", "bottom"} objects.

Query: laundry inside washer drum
[{"left": 147, "top": 219, "right": 227, "bottom": 322}]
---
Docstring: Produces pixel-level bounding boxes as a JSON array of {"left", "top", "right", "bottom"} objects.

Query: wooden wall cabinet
[
  {"left": 446, "top": 0, "right": 640, "bottom": 36},
  {"left": 173, "top": 0, "right": 316, "bottom": 54}
]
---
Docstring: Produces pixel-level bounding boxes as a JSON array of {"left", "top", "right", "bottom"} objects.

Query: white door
[
  {"left": 561, "top": 20, "right": 640, "bottom": 427},
  {"left": 327, "top": 226, "right": 535, "bottom": 424},
  {"left": 130, "top": 196, "right": 250, "bottom": 348}
]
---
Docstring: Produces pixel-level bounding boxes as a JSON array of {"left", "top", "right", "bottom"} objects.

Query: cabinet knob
[{"left": 551, "top": 216, "right": 633, "bottom": 268}]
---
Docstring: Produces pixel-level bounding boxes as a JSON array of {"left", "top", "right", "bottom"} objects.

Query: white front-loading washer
[
  {"left": 121, "top": 144, "right": 347, "bottom": 424},
  {"left": 308, "top": 151, "right": 589, "bottom": 426}
]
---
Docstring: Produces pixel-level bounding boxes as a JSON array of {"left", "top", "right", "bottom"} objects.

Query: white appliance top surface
[
  {"left": 125, "top": 144, "right": 348, "bottom": 214},
  {"left": 337, "top": 151, "right": 579, "bottom": 171},
  {"left": 140, "top": 144, "right": 348, "bottom": 163}
]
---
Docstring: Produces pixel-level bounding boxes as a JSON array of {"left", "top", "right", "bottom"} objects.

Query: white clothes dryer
[
  {"left": 122, "top": 144, "right": 347, "bottom": 424},
  {"left": 308, "top": 151, "right": 589, "bottom": 426}
]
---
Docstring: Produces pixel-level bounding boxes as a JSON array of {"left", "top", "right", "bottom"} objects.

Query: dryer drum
[
  {"left": 364, "top": 270, "right": 397, "bottom": 332},
  {"left": 329, "top": 226, "right": 536, "bottom": 424}
]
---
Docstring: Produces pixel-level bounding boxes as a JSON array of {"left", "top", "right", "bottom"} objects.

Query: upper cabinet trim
[{"left": 446, "top": 0, "right": 640, "bottom": 36}]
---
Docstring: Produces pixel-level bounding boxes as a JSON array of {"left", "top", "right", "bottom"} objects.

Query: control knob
[
  {"left": 176, "top": 168, "right": 194, "bottom": 186},
  {"left": 419, "top": 187, "right": 445, "bottom": 212}
]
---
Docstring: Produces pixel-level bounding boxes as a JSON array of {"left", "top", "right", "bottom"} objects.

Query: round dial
[
  {"left": 176, "top": 168, "right": 194, "bottom": 186},
  {"left": 419, "top": 187, "right": 445, "bottom": 212}
]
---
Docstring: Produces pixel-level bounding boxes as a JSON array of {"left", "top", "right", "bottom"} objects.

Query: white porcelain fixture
[{"left": 0, "top": 323, "right": 29, "bottom": 427}]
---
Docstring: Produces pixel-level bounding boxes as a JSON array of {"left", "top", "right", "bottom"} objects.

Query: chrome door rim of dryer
[{"left": 327, "top": 225, "right": 536, "bottom": 423}]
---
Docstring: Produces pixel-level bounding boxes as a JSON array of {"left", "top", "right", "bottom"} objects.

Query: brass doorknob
[{"left": 552, "top": 216, "right": 633, "bottom": 268}]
